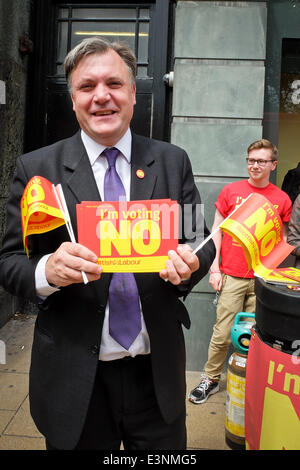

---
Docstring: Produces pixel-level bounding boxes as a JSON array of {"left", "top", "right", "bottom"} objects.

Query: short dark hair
[
  {"left": 64, "top": 37, "right": 137, "bottom": 91},
  {"left": 247, "top": 139, "right": 278, "bottom": 161}
]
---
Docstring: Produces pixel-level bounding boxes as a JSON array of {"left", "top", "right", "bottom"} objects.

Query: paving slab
[
  {"left": 4, "top": 396, "right": 42, "bottom": 438},
  {"left": 186, "top": 371, "right": 230, "bottom": 450},
  {"left": 0, "top": 410, "right": 14, "bottom": 434},
  {"left": 0, "top": 435, "right": 45, "bottom": 450},
  {"left": 0, "top": 373, "right": 29, "bottom": 411}
]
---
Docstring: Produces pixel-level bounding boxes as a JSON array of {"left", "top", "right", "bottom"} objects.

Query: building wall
[
  {"left": 0, "top": 0, "right": 32, "bottom": 327},
  {"left": 171, "top": 1, "right": 267, "bottom": 371}
]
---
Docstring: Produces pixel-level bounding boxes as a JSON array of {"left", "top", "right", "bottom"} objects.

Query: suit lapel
[
  {"left": 130, "top": 133, "right": 157, "bottom": 201},
  {"left": 63, "top": 132, "right": 100, "bottom": 204},
  {"left": 64, "top": 132, "right": 157, "bottom": 203},
  {"left": 62, "top": 132, "right": 111, "bottom": 299}
]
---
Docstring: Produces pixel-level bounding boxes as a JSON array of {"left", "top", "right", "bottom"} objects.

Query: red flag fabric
[
  {"left": 220, "top": 193, "right": 295, "bottom": 278},
  {"left": 20, "top": 176, "right": 65, "bottom": 255}
]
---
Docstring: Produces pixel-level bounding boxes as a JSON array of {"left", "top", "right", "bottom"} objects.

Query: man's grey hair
[{"left": 64, "top": 37, "right": 137, "bottom": 91}]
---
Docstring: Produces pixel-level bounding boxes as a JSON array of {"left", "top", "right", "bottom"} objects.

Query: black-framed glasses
[{"left": 246, "top": 158, "right": 275, "bottom": 167}]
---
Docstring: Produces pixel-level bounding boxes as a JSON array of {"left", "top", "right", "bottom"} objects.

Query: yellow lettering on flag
[{"left": 244, "top": 207, "right": 275, "bottom": 241}]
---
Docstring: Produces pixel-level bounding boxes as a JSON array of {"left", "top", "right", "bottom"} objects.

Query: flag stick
[
  {"left": 56, "top": 185, "right": 76, "bottom": 241},
  {"left": 52, "top": 184, "right": 89, "bottom": 285},
  {"left": 52, "top": 185, "right": 73, "bottom": 241},
  {"left": 192, "top": 226, "right": 220, "bottom": 255},
  {"left": 192, "top": 193, "right": 254, "bottom": 255}
]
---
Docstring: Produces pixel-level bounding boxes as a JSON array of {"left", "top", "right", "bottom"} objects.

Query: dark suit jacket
[{"left": 0, "top": 131, "right": 215, "bottom": 449}]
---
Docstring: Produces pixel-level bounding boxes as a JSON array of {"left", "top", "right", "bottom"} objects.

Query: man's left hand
[{"left": 159, "top": 244, "right": 199, "bottom": 285}]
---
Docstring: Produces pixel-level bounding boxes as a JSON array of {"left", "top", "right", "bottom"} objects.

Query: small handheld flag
[
  {"left": 21, "top": 176, "right": 88, "bottom": 284},
  {"left": 193, "top": 193, "right": 300, "bottom": 284},
  {"left": 20, "top": 176, "right": 65, "bottom": 256}
]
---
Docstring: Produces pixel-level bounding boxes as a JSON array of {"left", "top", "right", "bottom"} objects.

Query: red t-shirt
[{"left": 215, "top": 180, "right": 292, "bottom": 278}]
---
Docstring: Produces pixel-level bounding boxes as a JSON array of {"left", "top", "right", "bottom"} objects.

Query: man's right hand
[
  {"left": 209, "top": 271, "right": 223, "bottom": 291},
  {"left": 208, "top": 209, "right": 224, "bottom": 292},
  {"left": 45, "top": 242, "right": 102, "bottom": 287}
]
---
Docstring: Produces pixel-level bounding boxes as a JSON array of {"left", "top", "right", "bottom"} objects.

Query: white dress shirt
[{"left": 35, "top": 129, "right": 150, "bottom": 361}]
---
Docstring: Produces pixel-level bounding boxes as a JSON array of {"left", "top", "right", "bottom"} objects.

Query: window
[{"left": 56, "top": 5, "right": 150, "bottom": 77}]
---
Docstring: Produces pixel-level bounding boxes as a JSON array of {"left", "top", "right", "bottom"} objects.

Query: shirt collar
[{"left": 81, "top": 129, "right": 132, "bottom": 166}]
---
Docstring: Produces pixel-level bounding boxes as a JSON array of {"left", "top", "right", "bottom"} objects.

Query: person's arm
[
  {"left": 287, "top": 196, "right": 300, "bottom": 258},
  {"left": 35, "top": 254, "right": 60, "bottom": 297},
  {"left": 208, "top": 209, "right": 224, "bottom": 292},
  {"left": 282, "top": 222, "right": 289, "bottom": 241},
  {"left": 0, "top": 160, "right": 41, "bottom": 300},
  {"left": 159, "top": 150, "right": 215, "bottom": 289},
  {"left": 0, "top": 159, "right": 101, "bottom": 301}
]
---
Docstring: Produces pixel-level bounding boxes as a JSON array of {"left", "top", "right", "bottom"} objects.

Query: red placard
[{"left": 77, "top": 199, "right": 179, "bottom": 272}]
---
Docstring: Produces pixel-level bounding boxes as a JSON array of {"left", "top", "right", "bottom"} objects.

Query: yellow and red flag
[
  {"left": 219, "top": 193, "right": 296, "bottom": 279},
  {"left": 20, "top": 176, "right": 65, "bottom": 256},
  {"left": 262, "top": 266, "right": 300, "bottom": 285}
]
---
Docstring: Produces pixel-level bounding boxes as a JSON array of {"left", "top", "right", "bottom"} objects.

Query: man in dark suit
[{"left": 0, "top": 38, "right": 215, "bottom": 450}]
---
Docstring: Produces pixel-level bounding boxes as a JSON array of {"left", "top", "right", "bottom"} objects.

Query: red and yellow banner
[
  {"left": 77, "top": 199, "right": 179, "bottom": 272},
  {"left": 220, "top": 193, "right": 299, "bottom": 282},
  {"left": 21, "top": 176, "right": 65, "bottom": 255},
  {"left": 245, "top": 329, "right": 300, "bottom": 450}
]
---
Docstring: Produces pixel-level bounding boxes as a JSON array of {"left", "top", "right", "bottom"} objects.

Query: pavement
[{"left": 0, "top": 313, "right": 230, "bottom": 451}]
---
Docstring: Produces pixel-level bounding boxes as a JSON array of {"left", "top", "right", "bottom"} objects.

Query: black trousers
[{"left": 46, "top": 354, "right": 186, "bottom": 450}]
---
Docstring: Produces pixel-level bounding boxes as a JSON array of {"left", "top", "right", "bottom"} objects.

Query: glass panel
[
  {"left": 58, "top": 8, "right": 69, "bottom": 19},
  {"left": 71, "top": 8, "right": 136, "bottom": 19},
  {"left": 139, "top": 9, "right": 150, "bottom": 19},
  {"left": 138, "top": 22, "right": 149, "bottom": 64},
  {"left": 72, "top": 21, "right": 136, "bottom": 51},
  {"left": 56, "top": 21, "right": 68, "bottom": 74}
]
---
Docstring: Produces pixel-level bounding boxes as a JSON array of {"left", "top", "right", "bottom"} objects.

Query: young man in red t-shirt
[{"left": 189, "top": 139, "right": 292, "bottom": 404}]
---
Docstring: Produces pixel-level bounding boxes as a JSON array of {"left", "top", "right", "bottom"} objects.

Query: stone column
[{"left": 0, "top": 0, "right": 33, "bottom": 327}]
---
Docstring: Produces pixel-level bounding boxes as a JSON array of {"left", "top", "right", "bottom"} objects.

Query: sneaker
[{"left": 188, "top": 375, "right": 219, "bottom": 404}]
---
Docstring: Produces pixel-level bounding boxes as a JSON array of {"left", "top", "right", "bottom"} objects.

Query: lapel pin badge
[{"left": 136, "top": 169, "right": 145, "bottom": 179}]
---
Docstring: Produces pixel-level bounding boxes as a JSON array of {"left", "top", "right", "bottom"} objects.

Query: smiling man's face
[
  {"left": 70, "top": 49, "right": 136, "bottom": 147},
  {"left": 247, "top": 147, "right": 277, "bottom": 188}
]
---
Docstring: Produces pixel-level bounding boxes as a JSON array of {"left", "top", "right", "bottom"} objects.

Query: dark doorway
[
  {"left": 277, "top": 38, "right": 300, "bottom": 189},
  {"left": 25, "top": 0, "right": 173, "bottom": 152}
]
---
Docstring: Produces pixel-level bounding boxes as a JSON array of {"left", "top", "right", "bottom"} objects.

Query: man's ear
[
  {"left": 132, "top": 84, "right": 137, "bottom": 106},
  {"left": 71, "top": 93, "right": 76, "bottom": 112}
]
